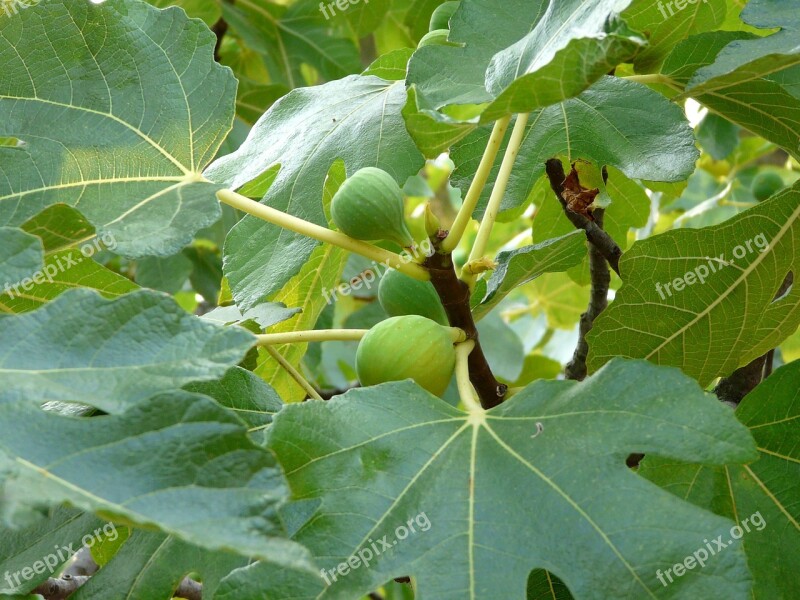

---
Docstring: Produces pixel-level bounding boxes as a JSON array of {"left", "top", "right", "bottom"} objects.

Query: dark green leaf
[
  {"left": 640, "top": 359, "right": 800, "bottom": 599},
  {"left": 0, "top": 0, "right": 236, "bottom": 256},
  {"left": 268, "top": 360, "right": 757, "bottom": 599},
  {"left": 588, "top": 184, "right": 800, "bottom": 386},
  {"left": 0, "top": 290, "right": 254, "bottom": 412},
  {"left": 0, "top": 391, "right": 312, "bottom": 567}
]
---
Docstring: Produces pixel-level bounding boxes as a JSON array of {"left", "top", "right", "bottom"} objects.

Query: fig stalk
[
  {"left": 455, "top": 340, "right": 482, "bottom": 414},
  {"left": 256, "top": 329, "right": 368, "bottom": 345},
  {"left": 462, "top": 113, "right": 530, "bottom": 288},
  {"left": 441, "top": 116, "right": 511, "bottom": 253},
  {"left": 263, "top": 345, "right": 323, "bottom": 401},
  {"left": 216, "top": 188, "right": 429, "bottom": 281}
]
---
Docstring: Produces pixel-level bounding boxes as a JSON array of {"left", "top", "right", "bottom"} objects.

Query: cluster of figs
[{"left": 330, "top": 167, "right": 457, "bottom": 396}]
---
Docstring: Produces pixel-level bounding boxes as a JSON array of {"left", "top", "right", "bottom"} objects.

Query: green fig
[
  {"left": 378, "top": 269, "right": 449, "bottom": 325},
  {"left": 751, "top": 171, "right": 784, "bottom": 202},
  {"left": 331, "top": 167, "right": 414, "bottom": 247},
  {"left": 429, "top": 1, "right": 459, "bottom": 31},
  {"left": 418, "top": 29, "right": 452, "bottom": 48},
  {"left": 356, "top": 315, "right": 456, "bottom": 396}
]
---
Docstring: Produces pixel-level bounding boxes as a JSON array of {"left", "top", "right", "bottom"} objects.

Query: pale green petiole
[
  {"left": 441, "top": 116, "right": 512, "bottom": 254},
  {"left": 256, "top": 329, "right": 369, "bottom": 345},
  {"left": 262, "top": 344, "right": 323, "bottom": 401},
  {"left": 217, "top": 188, "right": 430, "bottom": 281},
  {"left": 462, "top": 112, "right": 530, "bottom": 288},
  {"left": 455, "top": 339, "right": 483, "bottom": 414}
]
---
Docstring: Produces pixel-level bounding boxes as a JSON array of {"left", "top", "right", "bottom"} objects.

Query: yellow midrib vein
[{"left": 0, "top": 94, "right": 191, "bottom": 176}]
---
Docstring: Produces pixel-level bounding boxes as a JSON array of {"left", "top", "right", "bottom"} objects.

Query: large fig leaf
[
  {"left": 0, "top": 205, "right": 138, "bottom": 314},
  {"left": 640, "top": 359, "right": 800, "bottom": 599},
  {"left": 0, "top": 508, "right": 104, "bottom": 595},
  {"left": 451, "top": 77, "right": 697, "bottom": 217},
  {"left": 68, "top": 530, "right": 245, "bottom": 600},
  {"left": 662, "top": 30, "right": 800, "bottom": 160},
  {"left": 587, "top": 184, "right": 800, "bottom": 387},
  {"left": 205, "top": 76, "right": 424, "bottom": 311},
  {"left": 0, "top": 0, "right": 236, "bottom": 257},
  {"left": 0, "top": 390, "right": 312, "bottom": 568},
  {"left": 0, "top": 289, "right": 254, "bottom": 412},
  {"left": 267, "top": 360, "right": 757, "bottom": 599},
  {"left": 621, "top": 0, "right": 726, "bottom": 72},
  {"left": 686, "top": 0, "right": 800, "bottom": 95},
  {"left": 406, "top": 0, "right": 644, "bottom": 121},
  {"left": 0, "top": 227, "right": 42, "bottom": 291}
]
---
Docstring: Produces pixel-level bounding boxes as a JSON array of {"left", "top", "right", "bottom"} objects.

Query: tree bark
[
  {"left": 565, "top": 207, "right": 610, "bottom": 381},
  {"left": 424, "top": 251, "right": 507, "bottom": 408},
  {"left": 544, "top": 159, "right": 622, "bottom": 276}
]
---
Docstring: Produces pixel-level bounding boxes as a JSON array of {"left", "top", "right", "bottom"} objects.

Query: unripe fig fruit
[
  {"left": 751, "top": 172, "right": 784, "bottom": 202},
  {"left": 418, "top": 29, "right": 451, "bottom": 48},
  {"left": 429, "top": 1, "right": 459, "bottom": 31},
  {"left": 356, "top": 315, "right": 456, "bottom": 396},
  {"left": 378, "top": 269, "right": 449, "bottom": 325},
  {"left": 331, "top": 167, "right": 414, "bottom": 247}
]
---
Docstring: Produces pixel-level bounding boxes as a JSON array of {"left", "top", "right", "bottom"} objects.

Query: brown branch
[
  {"left": 713, "top": 353, "right": 772, "bottom": 407},
  {"left": 424, "top": 251, "right": 507, "bottom": 408},
  {"left": 317, "top": 384, "right": 361, "bottom": 400},
  {"left": 32, "top": 575, "right": 202, "bottom": 600},
  {"left": 32, "top": 575, "right": 89, "bottom": 600},
  {"left": 176, "top": 577, "right": 203, "bottom": 600},
  {"left": 211, "top": 18, "right": 228, "bottom": 63},
  {"left": 565, "top": 207, "right": 610, "bottom": 381},
  {"left": 62, "top": 547, "right": 98, "bottom": 577},
  {"left": 544, "top": 159, "right": 622, "bottom": 276},
  {"left": 714, "top": 272, "right": 794, "bottom": 406},
  {"left": 542, "top": 159, "right": 613, "bottom": 380},
  {"left": 763, "top": 348, "right": 775, "bottom": 378}
]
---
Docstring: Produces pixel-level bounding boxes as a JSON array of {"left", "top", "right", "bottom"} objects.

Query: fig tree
[
  {"left": 429, "top": 1, "right": 459, "bottom": 30},
  {"left": 355, "top": 315, "right": 456, "bottom": 396},
  {"left": 331, "top": 167, "right": 414, "bottom": 247},
  {"left": 378, "top": 269, "right": 449, "bottom": 325}
]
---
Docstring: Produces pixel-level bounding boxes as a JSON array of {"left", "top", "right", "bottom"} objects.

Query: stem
[
  {"left": 217, "top": 188, "right": 430, "bottom": 281},
  {"left": 623, "top": 74, "right": 684, "bottom": 92},
  {"left": 264, "top": 345, "right": 323, "bottom": 401},
  {"left": 462, "top": 113, "right": 529, "bottom": 286},
  {"left": 565, "top": 207, "right": 610, "bottom": 381},
  {"left": 544, "top": 159, "right": 622, "bottom": 276},
  {"left": 441, "top": 116, "right": 512, "bottom": 253},
  {"left": 448, "top": 327, "right": 468, "bottom": 343},
  {"left": 256, "top": 329, "right": 368, "bottom": 345},
  {"left": 424, "top": 251, "right": 507, "bottom": 408},
  {"left": 455, "top": 340, "right": 482, "bottom": 413},
  {"left": 33, "top": 576, "right": 200, "bottom": 600}
]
